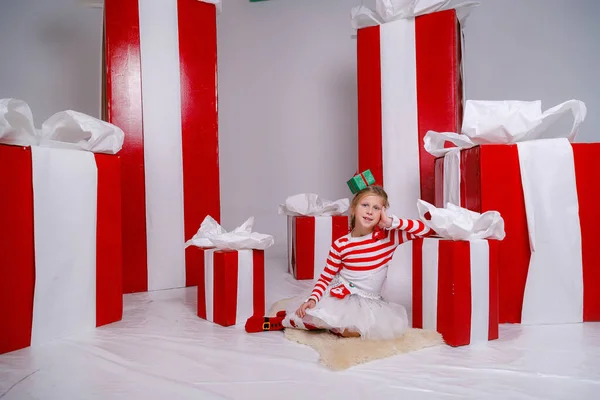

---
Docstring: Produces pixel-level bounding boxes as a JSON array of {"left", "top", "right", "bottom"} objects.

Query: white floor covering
[{"left": 1, "top": 256, "right": 599, "bottom": 400}]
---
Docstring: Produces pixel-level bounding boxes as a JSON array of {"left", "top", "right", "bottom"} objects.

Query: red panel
[
  {"left": 294, "top": 217, "right": 316, "bottom": 280},
  {"left": 252, "top": 250, "right": 265, "bottom": 317},
  {"left": 411, "top": 239, "right": 424, "bottom": 329},
  {"left": 416, "top": 10, "right": 462, "bottom": 204},
  {"left": 94, "top": 154, "right": 123, "bottom": 327},
  {"left": 104, "top": 0, "right": 148, "bottom": 294},
  {"left": 488, "top": 240, "right": 500, "bottom": 340},
  {"left": 433, "top": 157, "right": 444, "bottom": 208},
  {"left": 463, "top": 145, "right": 531, "bottom": 323},
  {"left": 178, "top": 0, "right": 221, "bottom": 287},
  {"left": 460, "top": 146, "right": 481, "bottom": 212},
  {"left": 437, "top": 241, "right": 472, "bottom": 347},
  {"left": 213, "top": 251, "right": 239, "bottom": 327},
  {"left": 572, "top": 144, "right": 600, "bottom": 321},
  {"left": 195, "top": 248, "right": 208, "bottom": 319},
  {"left": 357, "top": 26, "right": 383, "bottom": 185},
  {"left": 186, "top": 246, "right": 209, "bottom": 289},
  {"left": 331, "top": 216, "right": 349, "bottom": 242},
  {"left": 0, "top": 146, "right": 35, "bottom": 354}
]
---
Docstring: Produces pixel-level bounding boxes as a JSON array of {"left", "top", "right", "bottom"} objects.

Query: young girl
[{"left": 245, "top": 185, "right": 435, "bottom": 340}]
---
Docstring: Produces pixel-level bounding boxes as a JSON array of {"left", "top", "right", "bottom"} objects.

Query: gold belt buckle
[{"left": 262, "top": 321, "right": 270, "bottom": 330}]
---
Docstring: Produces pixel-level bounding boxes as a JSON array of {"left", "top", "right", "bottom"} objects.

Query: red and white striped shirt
[{"left": 308, "top": 216, "right": 434, "bottom": 303}]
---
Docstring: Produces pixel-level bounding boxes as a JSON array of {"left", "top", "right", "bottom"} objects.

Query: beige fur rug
[{"left": 269, "top": 298, "right": 444, "bottom": 371}]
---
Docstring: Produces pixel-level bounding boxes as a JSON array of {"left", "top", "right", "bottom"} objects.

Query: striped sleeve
[
  {"left": 388, "top": 215, "right": 436, "bottom": 245},
  {"left": 307, "top": 243, "right": 343, "bottom": 303}
]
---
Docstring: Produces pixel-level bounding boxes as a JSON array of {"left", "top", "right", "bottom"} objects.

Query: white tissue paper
[
  {"left": 185, "top": 216, "right": 274, "bottom": 251},
  {"left": 0, "top": 98, "right": 38, "bottom": 147},
  {"left": 417, "top": 199, "right": 505, "bottom": 241},
  {"left": 351, "top": 0, "right": 480, "bottom": 29},
  {"left": 185, "top": 216, "right": 225, "bottom": 248},
  {"left": 40, "top": 110, "right": 125, "bottom": 154},
  {"left": 423, "top": 99, "right": 587, "bottom": 156},
  {"left": 198, "top": 0, "right": 222, "bottom": 13},
  {"left": 278, "top": 194, "right": 350, "bottom": 217},
  {"left": 0, "top": 98, "right": 125, "bottom": 154}
]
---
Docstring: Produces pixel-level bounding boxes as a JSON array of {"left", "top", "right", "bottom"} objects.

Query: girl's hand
[
  {"left": 378, "top": 207, "right": 393, "bottom": 229},
  {"left": 296, "top": 299, "right": 316, "bottom": 318}
]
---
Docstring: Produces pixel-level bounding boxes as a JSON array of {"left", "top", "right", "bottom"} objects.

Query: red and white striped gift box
[
  {"left": 357, "top": 9, "right": 462, "bottom": 212},
  {"left": 356, "top": 10, "right": 463, "bottom": 305},
  {"left": 104, "top": 0, "right": 220, "bottom": 293},
  {"left": 287, "top": 216, "right": 348, "bottom": 280},
  {"left": 412, "top": 238, "right": 499, "bottom": 347},
  {"left": 0, "top": 145, "right": 122, "bottom": 355},
  {"left": 195, "top": 248, "right": 266, "bottom": 327},
  {"left": 434, "top": 141, "right": 600, "bottom": 324}
]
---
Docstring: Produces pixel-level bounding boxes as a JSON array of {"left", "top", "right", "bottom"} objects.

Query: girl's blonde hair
[{"left": 349, "top": 185, "right": 389, "bottom": 230}]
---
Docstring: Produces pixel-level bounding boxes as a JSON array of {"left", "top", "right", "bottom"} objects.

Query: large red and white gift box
[
  {"left": 356, "top": 8, "right": 463, "bottom": 211},
  {"left": 354, "top": 7, "right": 465, "bottom": 304},
  {"left": 104, "top": 0, "right": 221, "bottom": 293},
  {"left": 287, "top": 216, "right": 349, "bottom": 280},
  {"left": 0, "top": 144, "right": 123, "bottom": 355},
  {"left": 433, "top": 140, "right": 600, "bottom": 324},
  {"left": 195, "top": 248, "right": 266, "bottom": 327},
  {"left": 412, "top": 238, "right": 500, "bottom": 347}
]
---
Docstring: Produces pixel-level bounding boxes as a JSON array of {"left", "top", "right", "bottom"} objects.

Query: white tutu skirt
[{"left": 282, "top": 280, "right": 409, "bottom": 341}]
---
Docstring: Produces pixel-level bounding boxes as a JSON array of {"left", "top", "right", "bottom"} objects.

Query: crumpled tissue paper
[
  {"left": 351, "top": 0, "right": 480, "bottom": 29},
  {"left": 185, "top": 215, "right": 274, "bottom": 250},
  {"left": 417, "top": 199, "right": 505, "bottom": 241},
  {"left": 0, "top": 98, "right": 124, "bottom": 154},
  {"left": 423, "top": 99, "right": 587, "bottom": 157},
  {"left": 278, "top": 194, "right": 349, "bottom": 216}
]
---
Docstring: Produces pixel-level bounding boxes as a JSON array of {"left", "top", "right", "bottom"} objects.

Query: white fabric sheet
[{"left": 1, "top": 256, "right": 599, "bottom": 400}]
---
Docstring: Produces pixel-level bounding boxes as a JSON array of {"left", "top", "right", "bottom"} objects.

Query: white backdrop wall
[
  {"left": 0, "top": 0, "right": 103, "bottom": 125},
  {"left": 1, "top": 0, "right": 599, "bottom": 257},
  {"left": 216, "top": 0, "right": 359, "bottom": 257}
]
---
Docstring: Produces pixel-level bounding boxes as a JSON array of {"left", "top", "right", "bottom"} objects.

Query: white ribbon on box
[
  {"left": 1, "top": 98, "right": 125, "bottom": 344},
  {"left": 0, "top": 98, "right": 125, "bottom": 154},
  {"left": 423, "top": 99, "right": 588, "bottom": 325},
  {"left": 351, "top": 0, "right": 480, "bottom": 29},
  {"left": 186, "top": 216, "right": 275, "bottom": 251}
]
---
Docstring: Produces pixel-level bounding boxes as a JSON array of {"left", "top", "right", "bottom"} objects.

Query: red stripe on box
[
  {"left": 331, "top": 216, "right": 349, "bottom": 242},
  {"left": 461, "top": 145, "right": 531, "bottom": 323},
  {"left": 104, "top": 0, "right": 148, "bottom": 294},
  {"left": 294, "top": 217, "right": 316, "bottom": 280},
  {"left": 488, "top": 240, "right": 500, "bottom": 340},
  {"left": 437, "top": 241, "right": 472, "bottom": 347},
  {"left": 0, "top": 146, "right": 35, "bottom": 355},
  {"left": 195, "top": 248, "right": 208, "bottom": 319},
  {"left": 357, "top": 25, "right": 383, "bottom": 185},
  {"left": 572, "top": 144, "right": 600, "bottom": 321},
  {"left": 213, "top": 251, "right": 239, "bottom": 326},
  {"left": 416, "top": 10, "right": 462, "bottom": 204},
  {"left": 178, "top": 0, "right": 221, "bottom": 287},
  {"left": 94, "top": 154, "right": 123, "bottom": 327},
  {"left": 252, "top": 250, "right": 266, "bottom": 317},
  {"left": 411, "top": 239, "right": 424, "bottom": 329}
]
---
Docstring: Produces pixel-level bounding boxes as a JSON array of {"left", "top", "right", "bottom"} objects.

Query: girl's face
[{"left": 353, "top": 194, "right": 385, "bottom": 232}]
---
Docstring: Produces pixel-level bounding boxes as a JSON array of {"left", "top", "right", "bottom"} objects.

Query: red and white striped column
[
  {"left": 104, "top": 0, "right": 220, "bottom": 293},
  {"left": 356, "top": 10, "right": 463, "bottom": 312}
]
